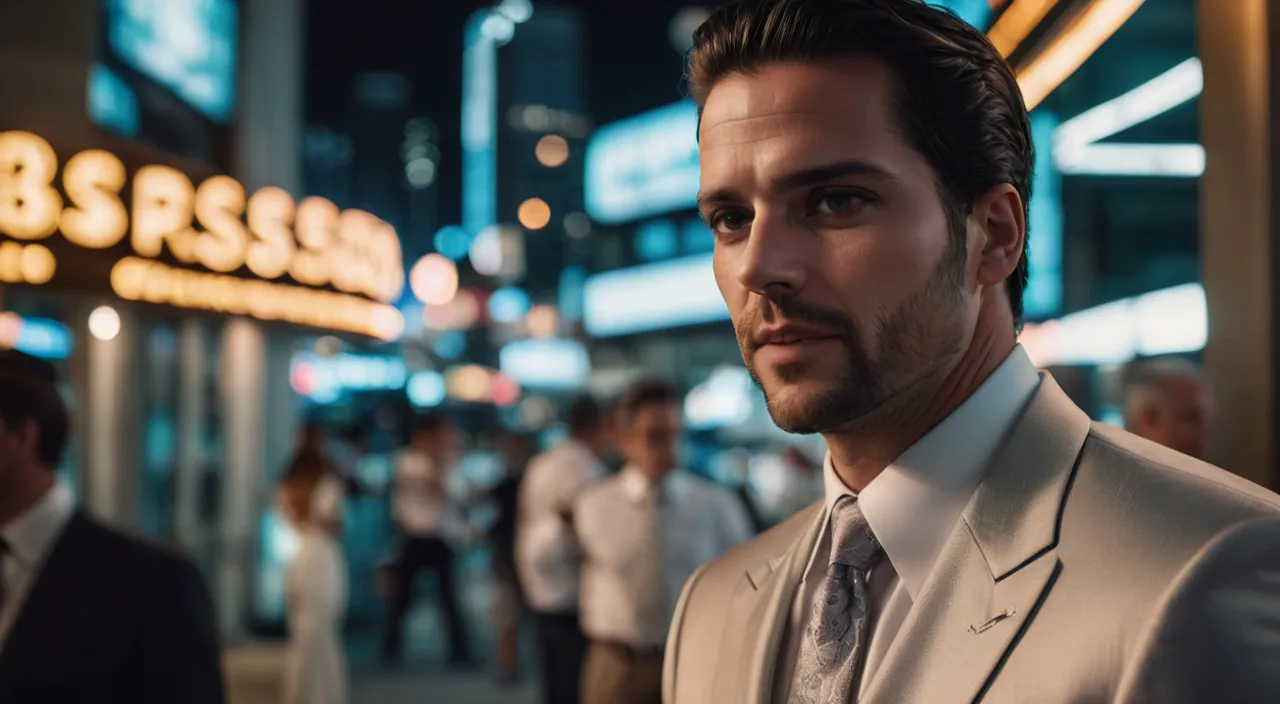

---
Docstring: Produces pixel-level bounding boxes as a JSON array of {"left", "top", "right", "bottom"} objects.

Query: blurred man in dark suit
[{"left": 0, "top": 349, "right": 225, "bottom": 703}]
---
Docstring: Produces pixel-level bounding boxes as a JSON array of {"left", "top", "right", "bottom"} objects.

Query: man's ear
[{"left": 971, "top": 183, "right": 1025, "bottom": 291}]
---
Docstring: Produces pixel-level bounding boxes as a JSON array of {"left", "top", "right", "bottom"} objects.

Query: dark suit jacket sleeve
[
  {"left": 1117, "top": 517, "right": 1280, "bottom": 704},
  {"left": 126, "top": 555, "right": 227, "bottom": 704}
]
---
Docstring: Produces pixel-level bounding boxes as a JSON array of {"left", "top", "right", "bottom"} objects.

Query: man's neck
[
  {"left": 632, "top": 465, "right": 672, "bottom": 483},
  {"left": 823, "top": 323, "right": 1015, "bottom": 493},
  {"left": 0, "top": 468, "right": 56, "bottom": 530}
]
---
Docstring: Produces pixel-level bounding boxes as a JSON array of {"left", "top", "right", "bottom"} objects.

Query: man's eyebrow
[
  {"left": 696, "top": 160, "right": 897, "bottom": 207},
  {"left": 770, "top": 160, "right": 897, "bottom": 192}
]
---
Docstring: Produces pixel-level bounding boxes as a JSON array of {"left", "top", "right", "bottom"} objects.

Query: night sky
[{"left": 305, "top": 0, "right": 705, "bottom": 226}]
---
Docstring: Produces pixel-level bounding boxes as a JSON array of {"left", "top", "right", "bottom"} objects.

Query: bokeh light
[
  {"left": 88, "top": 306, "right": 121, "bottom": 342},
  {"left": 668, "top": 7, "right": 712, "bottom": 54},
  {"left": 470, "top": 225, "right": 504, "bottom": 276},
  {"left": 433, "top": 330, "right": 468, "bottom": 360},
  {"left": 490, "top": 372, "right": 521, "bottom": 406},
  {"left": 409, "top": 253, "right": 459, "bottom": 305},
  {"left": 447, "top": 364, "right": 494, "bottom": 402},
  {"left": 517, "top": 197, "right": 552, "bottom": 230},
  {"left": 489, "top": 286, "right": 532, "bottom": 323},
  {"left": 405, "top": 157, "right": 437, "bottom": 188},
  {"left": 525, "top": 304, "right": 560, "bottom": 338},
  {"left": 518, "top": 396, "right": 556, "bottom": 427},
  {"left": 563, "top": 211, "right": 591, "bottom": 239},
  {"left": 423, "top": 289, "right": 482, "bottom": 331},
  {"left": 535, "top": 135, "right": 569, "bottom": 167},
  {"left": 407, "top": 370, "right": 447, "bottom": 408},
  {"left": 434, "top": 225, "right": 471, "bottom": 261},
  {"left": 315, "top": 336, "right": 342, "bottom": 357}
]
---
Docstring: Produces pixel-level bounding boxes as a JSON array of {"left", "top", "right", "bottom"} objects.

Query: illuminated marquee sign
[{"left": 0, "top": 130, "right": 406, "bottom": 340}]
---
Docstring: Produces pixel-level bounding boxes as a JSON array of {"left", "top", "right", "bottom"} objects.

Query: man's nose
[{"left": 735, "top": 209, "right": 807, "bottom": 296}]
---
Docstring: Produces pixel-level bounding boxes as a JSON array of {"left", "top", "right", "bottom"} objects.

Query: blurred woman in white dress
[{"left": 277, "top": 448, "right": 349, "bottom": 704}]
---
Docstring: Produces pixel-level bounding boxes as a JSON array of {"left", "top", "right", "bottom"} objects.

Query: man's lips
[
  {"left": 752, "top": 324, "right": 841, "bottom": 348},
  {"left": 752, "top": 326, "right": 841, "bottom": 366}
]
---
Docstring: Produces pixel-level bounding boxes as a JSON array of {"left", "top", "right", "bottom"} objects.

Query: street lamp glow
[
  {"left": 88, "top": 306, "right": 121, "bottom": 341},
  {"left": 535, "top": 135, "right": 569, "bottom": 167},
  {"left": 409, "top": 254, "right": 460, "bottom": 306},
  {"left": 517, "top": 198, "right": 552, "bottom": 230}
]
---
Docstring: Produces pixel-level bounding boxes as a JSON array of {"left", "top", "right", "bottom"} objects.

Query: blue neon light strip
[
  {"left": 462, "top": 10, "right": 498, "bottom": 236},
  {"left": 5, "top": 316, "right": 75, "bottom": 360},
  {"left": 1025, "top": 109, "right": 1063, "bottom": 320}
]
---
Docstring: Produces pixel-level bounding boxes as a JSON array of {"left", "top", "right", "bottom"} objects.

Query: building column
[
  {"left": 1198, "top": 0, "right": 1280, "bottom": 489},
  {"left": 216, "top": 318, "right": 267, "bottom": 639},
  {"left": 77, "top": 303, "right": 142, "bottom": 528},
  {"left": 174, "top": 319, "right": 207, "bottom": 557},
  {"left": 218, "top": 0, "right": 304, "bottom": 637}
]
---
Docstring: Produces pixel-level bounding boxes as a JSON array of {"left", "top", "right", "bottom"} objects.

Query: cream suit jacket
[{"left": 664, "top": 374, "right": 1280, "bottom": 703}]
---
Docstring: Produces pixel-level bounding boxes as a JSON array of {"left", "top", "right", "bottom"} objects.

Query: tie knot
[{"left": 828, "top": 495, "right": 880, "bottom": 571}]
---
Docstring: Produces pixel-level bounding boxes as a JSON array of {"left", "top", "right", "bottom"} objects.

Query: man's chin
[{"left": 760, "top": 382, "right": 840, "bottom": 435}]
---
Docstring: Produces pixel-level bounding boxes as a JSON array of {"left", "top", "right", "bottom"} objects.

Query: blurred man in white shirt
[
  {"left": 575, "top": 380, "right": 752, "bottom": 704},
  {"left": 516, "top": 396, "right": 610, "bottom": 704},
  {"left": 380, "top": 413, "right": 471, "bottom": 666}
]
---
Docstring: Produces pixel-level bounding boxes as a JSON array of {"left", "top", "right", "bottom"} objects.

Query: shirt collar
[
  {"left": 1, "top": 481, "right": 74, "bottom": 569},
  {"left": 620, "top": 465, "right": 683, "bottom": 504},
  {"left": 808, "top": 346, "right": 1041, "bottom": 600}
]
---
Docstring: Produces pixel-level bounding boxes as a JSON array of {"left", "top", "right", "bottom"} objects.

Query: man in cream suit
[{"left": 665, "top": 1, "right": 1280, "bottom": 703}]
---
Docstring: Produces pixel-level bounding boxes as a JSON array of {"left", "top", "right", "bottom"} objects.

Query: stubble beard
[{"left": 740, "top": 240, "right": 969, "bottom": 435}]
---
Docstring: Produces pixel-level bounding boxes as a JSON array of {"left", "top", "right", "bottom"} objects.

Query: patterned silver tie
[{"left": 788, "top": 495, "right": 882, "bottom": 704}]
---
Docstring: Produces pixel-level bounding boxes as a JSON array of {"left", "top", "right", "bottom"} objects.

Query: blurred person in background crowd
[
  {"left": 576, "top": 380, "right": 752, "bottom": 704},
  {"left": 284, "top": 423, "right": 345, "bottom": 535},
  {"left": 1122, "top": 357, "right": 1214, "bottom": 460},
  {"left": 381, "top": 413, "right": 472, "bottom": 667},
  {"left": 0, "top": 349, "right": 223, "bottom": 702},
  {"left": 664, "top": 1, "right": 1280, "bottom": 702},
  {"left": 277, "top": 457, "right": 348, "bottom": 704},
  {"left": 487, "top": 430, "right": 537, "bottom": 685},
  {"left": 516, "top": 395, "right": 611, "bottom": 704},
  {"left": 325, "top": 424, "right": 368, "bottom": 498}
]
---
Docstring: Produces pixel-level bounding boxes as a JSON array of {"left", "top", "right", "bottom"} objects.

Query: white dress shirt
[
  {"left": 772, "top": 346, "right": 1041, "bottom": 702},
  {"left": 515, "top": 438, "right": 606, "bottom": 613},
  {"left": 577, "top": 467, "right": 754, "bottom": 648},
  {"left": 391, "top": 449, "right": 448, "bottom": 538},
  {"left": 0, "top": 482, "right": 74, "bottom": 650}
]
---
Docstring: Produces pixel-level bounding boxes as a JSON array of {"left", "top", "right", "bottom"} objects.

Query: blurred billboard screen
[
  {"left": 585, "top": 100, "right": 700, "bottom": 225},
  {"left": 101, "top": 0, "right": 239, "bottom": 123},
  {"left": 583, "top": 253, "right": 728, "bottom": 337},
  {"left": 499, "top": 339, "right": 591, "bottom": 389}
]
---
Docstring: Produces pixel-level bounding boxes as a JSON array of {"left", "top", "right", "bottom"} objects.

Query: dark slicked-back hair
[
  {"left": 687, "top": 0, "right": 1034, "bottom": 326},
  {"left": 614, "top": 379, "right": 682, "bottom": 428}
]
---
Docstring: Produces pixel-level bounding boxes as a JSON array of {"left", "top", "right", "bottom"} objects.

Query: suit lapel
[
  {"left": 864, "top": 374, "right": 1092, "bottom": 704},
  {"left": 713, "top": 503, "right": 825, "bottom": 704},
  {"left": 0, "top": 513, "right": 98, "bottom": 688}
]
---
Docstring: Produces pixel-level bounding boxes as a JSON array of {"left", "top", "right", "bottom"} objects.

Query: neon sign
[
  {"left": 584, "top": 100, "right": 700, "bottom": 225},
  {"left": 0, "top": 130, "right": 405, "bottom": 340},
  {"left": 290, "top": 352, "right": 408, "bottom": 403}
]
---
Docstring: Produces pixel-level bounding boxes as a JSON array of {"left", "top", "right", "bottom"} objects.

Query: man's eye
[
  {"left": 815, "top": 193, "right": 863, "bottom": 215},
  {"left": 712, "top": 212, "right": 750, "bottom": 234}
]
